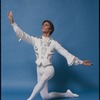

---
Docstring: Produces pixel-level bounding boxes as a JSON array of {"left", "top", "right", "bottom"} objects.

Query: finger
[
  {"left": 83, "top": 60, "right": 89, "bottom": 63},
  {"left": 8, "top": 11, "right": 11, "bottom": 17},
  {"left": 84, "top": 62, "right": 93, "bottom": 66},
  {"left": 9, "top": 11, "right": 12, "bottom": 16},
  {"left": 87, "top": 63, "right": 93, "bottom": 66},
  {"left": 8, "top": 11, "right": 12, "bottom": 16},
  {"left": 85, "top": 60, "right": 90, "bottom": 62},
  {"left": 8, "top": 11, "right": 10, "bottom": 16},
  {"left": 10, "top": 11, "right": 12, "bottom": 15}
]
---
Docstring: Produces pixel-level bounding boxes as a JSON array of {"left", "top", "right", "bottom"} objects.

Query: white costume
[{"left": 11, "top": 22, "right": 83, "bottom": 100}]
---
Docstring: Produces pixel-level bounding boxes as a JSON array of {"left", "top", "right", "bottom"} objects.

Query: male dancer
[{"left": 8, "top": 11, "right": 92, "bottom": 100}]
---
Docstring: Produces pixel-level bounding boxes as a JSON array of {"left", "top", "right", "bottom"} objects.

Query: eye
[{"left": 45, "top": 24, "right": 49, "bottom": 26}]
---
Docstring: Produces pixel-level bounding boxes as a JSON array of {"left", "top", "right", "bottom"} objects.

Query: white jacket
[{"left": 11, "top": 22, "right": 83, "bottom": 67}]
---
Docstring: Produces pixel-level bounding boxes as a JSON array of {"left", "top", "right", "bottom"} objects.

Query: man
[{"left": 8, "top": 11, "right": 92, "bottom": 100}]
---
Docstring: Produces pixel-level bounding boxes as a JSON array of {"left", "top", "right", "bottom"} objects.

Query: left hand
[
  {"left": 82, "top": 60, "right": 93, "bottom": 66},
  {"left": 8, "top": 11, "right": 14, "bottom": 23}
]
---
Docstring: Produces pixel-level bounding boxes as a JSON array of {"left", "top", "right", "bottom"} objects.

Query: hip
[{"left": 37, "top": 65, "right": 55, "bottom": 77}]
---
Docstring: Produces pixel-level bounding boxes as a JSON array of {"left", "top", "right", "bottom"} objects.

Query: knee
[{"left": 40, "top": 77, "right": 48, "bottom": 84}]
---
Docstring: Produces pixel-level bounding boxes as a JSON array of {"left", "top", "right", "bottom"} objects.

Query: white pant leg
[
  {"left": 27, "top": 65, "right": 55, "bottom": 100},
  {"left": 38, "top": 66, "right": 67, "bottom": 99},
  {"left": 38, "top": 66, "right": 79, "bottom": 100},
  {"left": 27, "top": 65, "right": 79, "bottom": 100}
]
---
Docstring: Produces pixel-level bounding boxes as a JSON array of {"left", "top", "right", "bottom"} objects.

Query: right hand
[
  {"left": 8, "top": 11, "right": 14, "bottom": 23},
  {"left": 82, "top": 60, "right": 93, "bottom": 66}
]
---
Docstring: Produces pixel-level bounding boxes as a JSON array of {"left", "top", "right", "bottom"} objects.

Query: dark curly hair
[{"left": 42, "top": 20, "right": 54, "bottom": 35}]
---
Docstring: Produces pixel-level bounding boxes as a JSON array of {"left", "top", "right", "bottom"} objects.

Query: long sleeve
[
  {"left": 54, "top": 41, "right": 83, "bottom": 66},
  {"left": 11, "top": 22, "right": 35, "bottom": 45}
]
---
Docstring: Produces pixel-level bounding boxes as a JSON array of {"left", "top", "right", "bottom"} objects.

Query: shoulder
[
  {"left": 50, "top": 38, "right": 61, "bottom": 46},
  {"left": 51, "top": 38, "right": 59, "bottom": 43},
  {"left": 31, "top": 36, "right": 41, "bottom": 43},
  {"left": 31, "top": 36, "right": 40, "bottom": 40}
]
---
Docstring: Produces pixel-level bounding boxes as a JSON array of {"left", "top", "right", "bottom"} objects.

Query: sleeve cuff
[
  {"left": 79, "top": 60, "right": 83, "bottom": 64},
  {"left": 11, "top": 22, "right": 17, "bottom": 27}
]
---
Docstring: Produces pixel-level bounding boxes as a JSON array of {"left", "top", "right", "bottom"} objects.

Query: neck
[{"left": 42, "top": 33, "right": 50, "bottom": 37}]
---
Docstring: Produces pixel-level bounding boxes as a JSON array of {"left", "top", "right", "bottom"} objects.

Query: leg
[
  {"left": 40, "top": 82, "right": 49, "bottom": 100},
  {"left": 37, "top": 68, "right": 49, "bottom": 100},
  {"left": 28, "top": 65, "right": 79, "bottom": 100},
  {"left": 40, "top": 88, "right": 79, "bottom": 100},
  {"left": 27, "top": 66, "right": 54, "bottom": 100},
  {"left": 27, "top": 75, "right": 48, "bottom": 100},
  {"left": 39, "top": 66, "right": 79, "bottom": 100},
  {"left": 47, "top": 89, "right": 79, "bottom": 99}
]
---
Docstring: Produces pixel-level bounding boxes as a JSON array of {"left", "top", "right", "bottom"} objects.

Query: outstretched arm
[
  {"left": 8, "top": 11, "right": 35, "bottom": 45},
  {"left": 54, "top": 41, "right": 92, "bottom": 66}
]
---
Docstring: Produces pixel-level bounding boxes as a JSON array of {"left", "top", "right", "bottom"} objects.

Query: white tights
[{"left": 27, "top": 65, "right": 79, "bottom": 100}]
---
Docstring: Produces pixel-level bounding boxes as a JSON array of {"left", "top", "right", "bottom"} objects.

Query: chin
[{"left": 42, "top": 31, "right": 48, "bottom": 34}]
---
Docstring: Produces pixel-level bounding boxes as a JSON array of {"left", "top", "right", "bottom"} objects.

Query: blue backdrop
[{"left": 1, "top": 0, "right": 99, "bottom": 100}]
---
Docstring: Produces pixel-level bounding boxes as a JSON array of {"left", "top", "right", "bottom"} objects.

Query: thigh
[
  {"left": 37, "top": 67, "right": 41, "bottom": 82},
  {"left": 44, "top": 65, "right": 55, "bottom": 80},
  {"left": 38, "top": 65, "right": 55, "bottom": 83},
  {"left": 40, "top": 66, "right": 55, "bottom": 99},
  {"left": 37, "top": 65, "right": 55, "bottom": 82}
]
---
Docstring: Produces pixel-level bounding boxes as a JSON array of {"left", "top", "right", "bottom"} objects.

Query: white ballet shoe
[{"left": 66, "top": 89, "right": 79, "bottom": 98}]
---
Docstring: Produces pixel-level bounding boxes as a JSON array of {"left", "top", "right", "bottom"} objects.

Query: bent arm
[{"left": 54, "top": 41, "right": 83, "bottom": 66}]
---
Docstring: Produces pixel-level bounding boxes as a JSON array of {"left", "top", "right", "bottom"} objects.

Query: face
[{"left": 42, "top": 22, "right": 51, "bottom": 34}]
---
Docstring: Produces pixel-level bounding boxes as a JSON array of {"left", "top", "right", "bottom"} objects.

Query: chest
[{"left": 34, "top": 39, "right": 55, "bottom": 54}]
